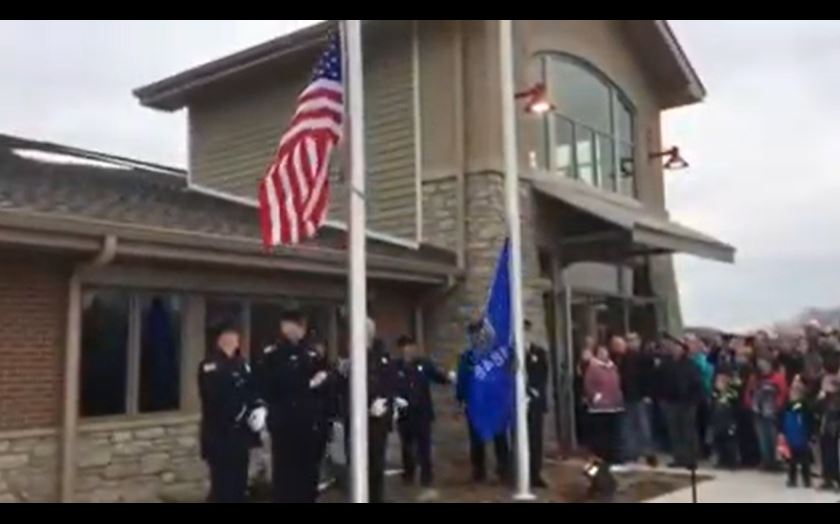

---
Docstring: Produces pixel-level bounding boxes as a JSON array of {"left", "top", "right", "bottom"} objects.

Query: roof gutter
[
  {"left": 0, "top": 210, "right": 461, "bottom": 284},
  {"left": 60, "top": 235, "right": 118, "bottom": 502}
]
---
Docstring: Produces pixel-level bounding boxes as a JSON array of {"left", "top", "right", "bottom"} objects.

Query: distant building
[{"left": 0, "top": 20, "right": 733, "bottom": 502}]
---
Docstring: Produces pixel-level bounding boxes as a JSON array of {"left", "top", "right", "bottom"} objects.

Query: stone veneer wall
[
  {"left": 0, "top": 416, "right": 206, "bottom": 503},
  {"left": 422, "top": 172, "right": 548, "bottom": 364}
]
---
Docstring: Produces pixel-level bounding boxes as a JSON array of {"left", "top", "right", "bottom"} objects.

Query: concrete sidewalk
[{"left": 646, "top": 469, "right": 840, "bottom": 503}]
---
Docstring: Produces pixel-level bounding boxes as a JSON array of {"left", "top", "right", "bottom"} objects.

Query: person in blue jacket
[
  {"left": 457, "top": 320, "right": 511, "bottom": 483},
  {"left": 782, "top": 376, "right": 814, "bottom": 488}
]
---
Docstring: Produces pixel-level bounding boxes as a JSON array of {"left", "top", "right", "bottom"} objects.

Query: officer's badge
[
  {"left": 244, "top": 363, "right": 251, "bottom": 373},
  {"left": 417, "top": 365, "right": 424, "bottom": 373},
  {"left": 531, "top": 355, "right": 538, "bottom": 363},
  {"left": 202, "top": 362, "right": 218, "bottom": 373},
  {"left": 309, "top": 351, "right": 317, "bottom": 359},
  {"left": 381, "top": 357, "right": 388, "bottom": 365},
  {"left": 290, "top": 355, "right": 299, "bottom": 362},
  {"left": 264, "top": 345, "right": 277, "bottom": 355}
]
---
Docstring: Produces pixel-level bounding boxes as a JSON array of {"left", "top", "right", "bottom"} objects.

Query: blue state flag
[{"left": 466, "top": 239, "right": 515, "bottom": 442}]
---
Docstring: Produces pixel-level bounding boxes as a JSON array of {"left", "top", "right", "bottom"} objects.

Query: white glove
[
  {"left": 395, "top": 397, "right": 409, "bottom": 410},
  {"left": 447, "top": 370, "right": 457, "bottom": 384},
  {"left": 248, "top": 407, "right": 268, "bottom": 433},
  {"left": 370, "top": 398, "right": 388, "bottom": 418},
  {"left": 309, "top": 371, "right": 329, "bottom": 389}
]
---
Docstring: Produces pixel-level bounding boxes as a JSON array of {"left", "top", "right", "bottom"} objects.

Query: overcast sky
[{"left": 1, "top": 20, "right": 837, "bottom": 331}]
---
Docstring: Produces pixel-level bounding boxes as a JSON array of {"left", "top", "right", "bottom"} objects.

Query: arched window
[{"left": 537, "top": 54, "right": 636, "bottom": 197}]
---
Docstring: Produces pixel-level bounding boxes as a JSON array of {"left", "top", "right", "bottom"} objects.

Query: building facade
[{"left": 0, "top": 20, "right": 733, "bottom": 502}]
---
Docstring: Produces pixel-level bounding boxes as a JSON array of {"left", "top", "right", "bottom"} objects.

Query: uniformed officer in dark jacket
[
  {"left": 365, "top": 319, "right": 398, "bottom": 503},
  {"left": 255, "top": 310, "right": 331, "bottom": 503},
  {"left": 394, "top": 335, "right": 452, "bottom": 488},
  {"left": 199, "top": 322, "right": 265, "bottom": 503},
  {"left": 524, "top": 320, "right": 549, "bottom": 488}
]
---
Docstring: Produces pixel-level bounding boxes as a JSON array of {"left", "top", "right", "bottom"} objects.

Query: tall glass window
[{"left": 541, "top": 55, "right": 637, "bottom": 198}]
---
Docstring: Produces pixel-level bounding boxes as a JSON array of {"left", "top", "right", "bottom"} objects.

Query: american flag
[{"left": 259, "top": 32, "right": 344, "bottom": 248}]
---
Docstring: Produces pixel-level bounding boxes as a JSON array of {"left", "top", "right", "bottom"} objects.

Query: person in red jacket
[
  {"left": 744, "top": 357, "right": 788, "bottom": 470},
  {"left": 584, "top": 346, "right": 625, "bottom": 465}
]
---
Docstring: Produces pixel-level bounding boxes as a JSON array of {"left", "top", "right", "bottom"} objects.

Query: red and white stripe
[{"left": 259, "top": 77, "right": 344, "bottom": 247}]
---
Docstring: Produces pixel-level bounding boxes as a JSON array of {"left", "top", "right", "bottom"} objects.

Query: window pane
[
  {"left": 617, "top": 98, "right": 634, "bottom": 144},
  {"left": 553, "top": 116, "right": 575, "bottom": 179},
  {"left": 576, "top": 127, "right": 596, "bottom": 187},
  {"left": 206, "top": 300, "right": 244, "bottom": 356},
  {"left": 140, "top": 295, "right": 182, "bottom": 414},
  {"left": 618, "top": 142, "right": 636, "bottom": 197},
  {"left": 550, "top": 59, "right": 612, "bottom": 134},
  {"left": 597, "top": 135, "right": 616, "bottom": 192},
  {"left": 81, "top": 290, "right": 129, "bottom": 417}
]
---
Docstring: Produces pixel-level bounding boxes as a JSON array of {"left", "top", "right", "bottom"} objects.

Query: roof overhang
[
  {"left": 136, "top": 20, "right": 706, "bottom": 112},
  {"left": 0, "top": 209, "right": 459, "bottom": 286},
  {"left": 135, "top": 21, "right": 337, "bottom": 111},
  {"left": 532, "top": 174, "right": 735, "bottom": 264},
  {"left": 621, "top": 20, "right": 707, "bottom": 108}
]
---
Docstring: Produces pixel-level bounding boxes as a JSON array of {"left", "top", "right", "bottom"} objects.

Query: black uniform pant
[
  {"left": 369, "top": 420, "right": 390, "bottom": 503},
  {"left": 528, "top": 406, "right": 544, "bottom": 480},
  {"left": 271, "top": 426, "right": 321, "bottom": 503},
  {"left": 467, "top": 421, "right": 511, "bottom": 481},
  {"left": 399, "top": 419, "right": 433, "bottom": 486},
  {"left": 788, "top": 446, "right": 813, "bottom": 487},
  {"left": 206, "top": 444, "right": 250, "bottom": 503}
]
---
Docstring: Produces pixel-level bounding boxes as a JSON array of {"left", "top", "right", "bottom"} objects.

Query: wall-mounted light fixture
[
  {"left": 650, "top": 146, "right": 689, "bottom": 171},
  {"left": 515, "top": 83, "right": 554, "bottom": 115}
]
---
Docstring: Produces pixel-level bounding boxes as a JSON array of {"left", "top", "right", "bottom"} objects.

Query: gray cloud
[
  {"left": 667, "top": 20, "right": 840, "bottom": 330},
  {"left": 1, "top": 20, "right": 837, "bottom": 331}
]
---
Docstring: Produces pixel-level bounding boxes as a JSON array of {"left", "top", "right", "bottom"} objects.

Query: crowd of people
[{"left": 576, "top": 321, "right": 840, "bottom": 490}]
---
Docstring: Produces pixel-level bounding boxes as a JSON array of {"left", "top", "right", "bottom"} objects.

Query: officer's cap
[
  {"left": 280, "top": 309, "right": 305, "bottom": 324},
  {"left": 211, "top": 319, "right": 240, "bottom": 339}
]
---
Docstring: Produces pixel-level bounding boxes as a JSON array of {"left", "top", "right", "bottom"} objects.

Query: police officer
[
  {"left": 394, "top": 335, "right": 453, "bottom": 490},
  {"left": 524, "top": 320, "right": 549, "bottom": 488},
  {"left": 257, "top": 310, "right": 330, "bottom": 503},
  {"left": 198, "top": 322, "right": 266, "bottom": 503},
  {"left": 366, "top": 319, "right": 399, "bottom": 503}
]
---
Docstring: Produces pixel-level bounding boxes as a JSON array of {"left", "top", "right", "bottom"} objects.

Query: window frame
[
  {"left": 539, "top": 53, "right": 639, "bottom": 198},
  {"left": 81, "top": 287, "right": 187, "bottom": 420}
]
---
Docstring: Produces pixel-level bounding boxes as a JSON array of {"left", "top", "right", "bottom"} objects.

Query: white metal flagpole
[
  {"left": 342, "top": 19, "right": 370, "bottom": 504},
  {"left": 499, "top": 19, "right": 535, "bottom": 501}
]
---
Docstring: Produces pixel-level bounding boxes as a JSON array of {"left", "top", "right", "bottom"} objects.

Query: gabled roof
[{"left": 135, "top": 20, "right": 706, "bottom": 112}]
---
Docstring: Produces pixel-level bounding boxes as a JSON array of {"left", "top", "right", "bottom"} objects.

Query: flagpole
[
  {"left": 499, "top": 19, "right": 534, "bottom": 501},
  {"left": 342, "top": 19, "right": 370, "bottom": 504}
]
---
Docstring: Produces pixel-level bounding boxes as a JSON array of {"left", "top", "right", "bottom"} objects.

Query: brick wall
[{"left": 0, "top": 255, "right": 67, "bottom": 431}]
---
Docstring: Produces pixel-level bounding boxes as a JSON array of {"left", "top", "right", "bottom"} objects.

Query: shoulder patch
[{"left": 202, "top": 362, "right": 218, "bottom": 373}]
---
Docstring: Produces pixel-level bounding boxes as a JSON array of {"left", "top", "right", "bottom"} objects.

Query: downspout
[
  {"left": 454, "top": 19, "right": 467, "bottom": 272},
  {"left": 61, "top": 235, "right": 118, "bottom": 502}
]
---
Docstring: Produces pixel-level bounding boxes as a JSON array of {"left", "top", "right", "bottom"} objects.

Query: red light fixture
[
  {"left": 650, "top": 146, "right": 689, "bottom": 171},
  {"left": 515, "top": 83, "right": 554, "bottom": 115}
]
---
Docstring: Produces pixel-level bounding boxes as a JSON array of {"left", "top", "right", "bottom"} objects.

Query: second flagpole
[
  {"left": 342, "top": 19, "right": 370, "bottom": 504},
  {"left": 499, "top": 19, "right": 535, "bottom": 502}
]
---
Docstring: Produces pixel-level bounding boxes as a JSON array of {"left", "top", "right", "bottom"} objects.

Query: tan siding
[{"left": 189, "top": 21, "right": 418, "bottom": 240}]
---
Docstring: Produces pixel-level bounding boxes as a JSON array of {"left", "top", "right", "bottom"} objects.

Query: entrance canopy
[{"left": 533, "top": 175, "right": 735, "bottom": 264}]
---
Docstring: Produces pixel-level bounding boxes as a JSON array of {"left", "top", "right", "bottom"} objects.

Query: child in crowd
[
  {"left": 711, "top": 372, "right": 739, "bottom": 469},
  {"left": 781, "top": 376, "right": 813, "bottom": 488}
]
